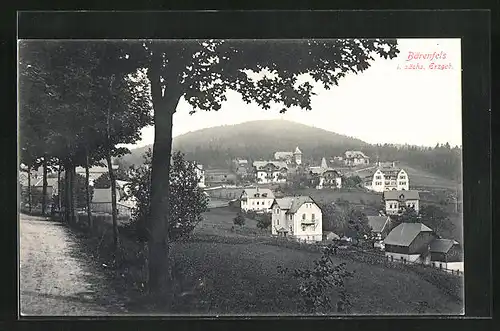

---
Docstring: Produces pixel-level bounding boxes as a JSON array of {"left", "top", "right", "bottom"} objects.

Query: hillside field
[{"left": 160, "top": 207, "right": 463, "bottom": 315}]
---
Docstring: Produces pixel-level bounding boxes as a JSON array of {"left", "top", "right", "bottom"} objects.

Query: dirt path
[{"left": 20, "top": 214, "right": 128, "bottom": 316}]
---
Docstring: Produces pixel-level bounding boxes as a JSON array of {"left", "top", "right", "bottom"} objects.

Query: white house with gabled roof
[
  {"left": 274, "top": 146, "right": 302, "bottom": 166},
  {"left": 383, "top": 190, "right": 420, "bottom": 215},
  {"left": 240, "top": 187, "right": 275, "bottom": 213},
  {"left": 368, "top": 165, "right": 409, "bottom": 192},
  {"left": 252, "top": 161, "right": 288, "bottom": 184},
  {"left": 271, "top": 195, "right": 322, "bottom": 243},
  {"left": 344, "top": 151, "right": 370, "bottom": 166}
]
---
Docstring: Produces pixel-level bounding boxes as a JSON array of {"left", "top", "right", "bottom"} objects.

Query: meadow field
[{"left": 161, "top": 207, "right": 463, "bottom": 315}]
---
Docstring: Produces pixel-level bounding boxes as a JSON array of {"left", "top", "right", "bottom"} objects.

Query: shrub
[
  {"left": 277, "top": 244, "right": 354, "bottom": 314},
  {"left": 122, "top": 149, "right": 209, "bottom": 242},
  {"left": 256, "top": 213, "right": 271, "bottom": 230},
  {"left": 244, "top": 210, "right": 258, "bottom": 220},
  {"left": 94, "top": 173, "right": 111, "bottom": 189},
  {"left": 233, "top": 211, "right": 245, "bottom": 226}
]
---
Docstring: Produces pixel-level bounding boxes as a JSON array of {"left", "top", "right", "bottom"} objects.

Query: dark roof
[
  {"left": 345, "top": 151, "right": 369, "bottom": 159},
  {"left": 272, "top": 196, "right": 316, "bottom": 214},
  {"left": 367, "top": 216, "right": 390, "bottom": 233},
  {"left": 253, "top": 161, "right": 288, "bottom": 170},
  {"left": 429, "top": 239, "right": 459, "bottom": 253},
  {"left": 384, "top": 222, "right": 433, "bottom": 246},
  {"left": 241, "top": 188, "right": 275, "bottom": 199},
  {"left": 309, "top": 167, "right": 341, "bottom": 176},
  {"left": 383, "top": 190, "right": 420, "bottom": 200}
]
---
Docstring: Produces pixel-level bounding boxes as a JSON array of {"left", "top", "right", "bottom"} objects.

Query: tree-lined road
[{"left": 20, "top": 214, "right": 127, "bottom": 316}]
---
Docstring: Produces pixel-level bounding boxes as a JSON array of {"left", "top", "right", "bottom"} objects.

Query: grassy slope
[{"left": 165, "top": 207, "right": 462, "bottom": 315}]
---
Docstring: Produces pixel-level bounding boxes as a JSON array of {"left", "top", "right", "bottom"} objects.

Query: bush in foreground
[
  {"left": 233, "top": 211, "right": 245, "bottom": 227},
  {"left": 277, "top": 244, "right": 354, "bottom": 314}
]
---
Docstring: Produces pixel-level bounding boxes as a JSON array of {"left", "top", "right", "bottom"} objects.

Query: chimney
[{"left": 392, "top": 161, "right": 396, "bottom": 168}]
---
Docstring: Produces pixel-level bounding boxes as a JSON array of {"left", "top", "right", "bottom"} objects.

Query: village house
[
  {"left": 271, "top": 195, "right": 323, "bottom": 243},
  {"left": 19, "top": 166, "right": 59, "bottom": 198},
  {"left": 91, "top": 185, "right": 135, "bottom": 219},
  {"left": 240, "top": 187, "right": 275, "bottom": 213},
  {"left": 193, "top": 163, "right": 206, "bottom": 188},
  {"left": 367, "top": 215, "right": 392, "bottom": 240},
  {"left": 232, "top": 158, "right": 250, "bottom": 176},
  {"left": 76, "top": 164, "right": 119, "bottom": 186},
  {"left": 309, "top": 157, "right": 343, "bottom": 189},
  {"left": 205, "top": 169, "right": 237, "bottom": 185},
  {"left": 323, "top": 231, "right": 340, "bottom": 242},
  {"left": 252, "top": 161, "right": 288, "bottom": 184},
  {"left": 343, "top": 150, "right": 370, "bottom": 166},
  {"left": 383, "top": 190, "right": 420, "bottom": 215},
  {"left": 274, "top": 146, "right": 302, "bottom": 166},
  {"left": 429, "top": 239, "right": 464, "bottom": 272},
  {"left": 366, "top": 163, "right": 410, "bottom": 192},
  {"left": 383, "top": 222, "right": 437, "bottom": 263},
  {"left": 19, "top": 173, "right": 57, "bottom": 196}
]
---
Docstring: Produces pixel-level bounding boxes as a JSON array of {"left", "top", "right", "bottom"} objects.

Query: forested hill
[
  {"left": 119, "top": 120, "right": 368, "bottom": 168},
  {"left": 117, "top": 120, "right": 461, "bottom": 182}
]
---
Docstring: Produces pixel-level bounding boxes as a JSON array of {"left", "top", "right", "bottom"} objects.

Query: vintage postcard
[{"left": 18, "top": 37, "right": 464, "bottom": 316}]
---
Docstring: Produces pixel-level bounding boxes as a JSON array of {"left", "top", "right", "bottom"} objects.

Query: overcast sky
[{"left": 125, "top": 38, "right": 462, "bottom": 149}]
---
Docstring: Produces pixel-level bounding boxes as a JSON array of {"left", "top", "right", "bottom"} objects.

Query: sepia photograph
[{"left": 18, "top": 37, "right": 464, "bottom": 316}]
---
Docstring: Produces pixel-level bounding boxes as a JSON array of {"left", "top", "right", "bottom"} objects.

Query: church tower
[
  {"left": 321, "top": 157, "right": 328, "bottom": 169},
  {"left": 293, "top": 146, "right": 302, "bottom": 165}
]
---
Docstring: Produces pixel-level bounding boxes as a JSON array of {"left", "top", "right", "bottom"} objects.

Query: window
[
  {"left": 289, "top": 214, "right": 293, "bottom": 220},
  {"left": 312, "top": 213, "right": 315, "bottom": 220},
  {"left": 276, "top": 208, "right": 280, "bottom": 214},
  {"left": 252, "top": 202, "right": 255, "bottom": 205},
  {"left": 257, "top": 201, "right": 259, "bottom": 205},
  {"left": 376, "top": 175, "right": 381, "bottom": 180},
  {"left": 302, "top": 214, "right": 306, "bottom": 220},
  {"left": 277, "top": 218, "right": 279, "bottom": 225}
]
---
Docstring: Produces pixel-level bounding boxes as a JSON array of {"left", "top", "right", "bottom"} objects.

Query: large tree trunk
[
  {"left": 66, "top": 164, "right": 77, "bottom": 225},
  {"left": 106, "top": 153, "right": 119, "bottom": 252},
  {"left": 27, "top": 165, "right": 31, "bottom": 213},
  {"left": 64, "top": 164, "right": 70, "bottom": 223},
  {"left": 146, "top": 66, "right": 182, "bottom": 305},
  {"left": 57, "top": 164, "right": 62, "bottom": 216},
  {"left": 85, "top": 149, "right": 93, "bottom": 231},
  {"left": 68, "top": 165, "right": 73, "bottom": 224},
  {"left": 71, "top": 166, "right": 78, "bottom": 225},
  {"left": 42, "top": 157, "right": 48, "bottom": 215}
]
